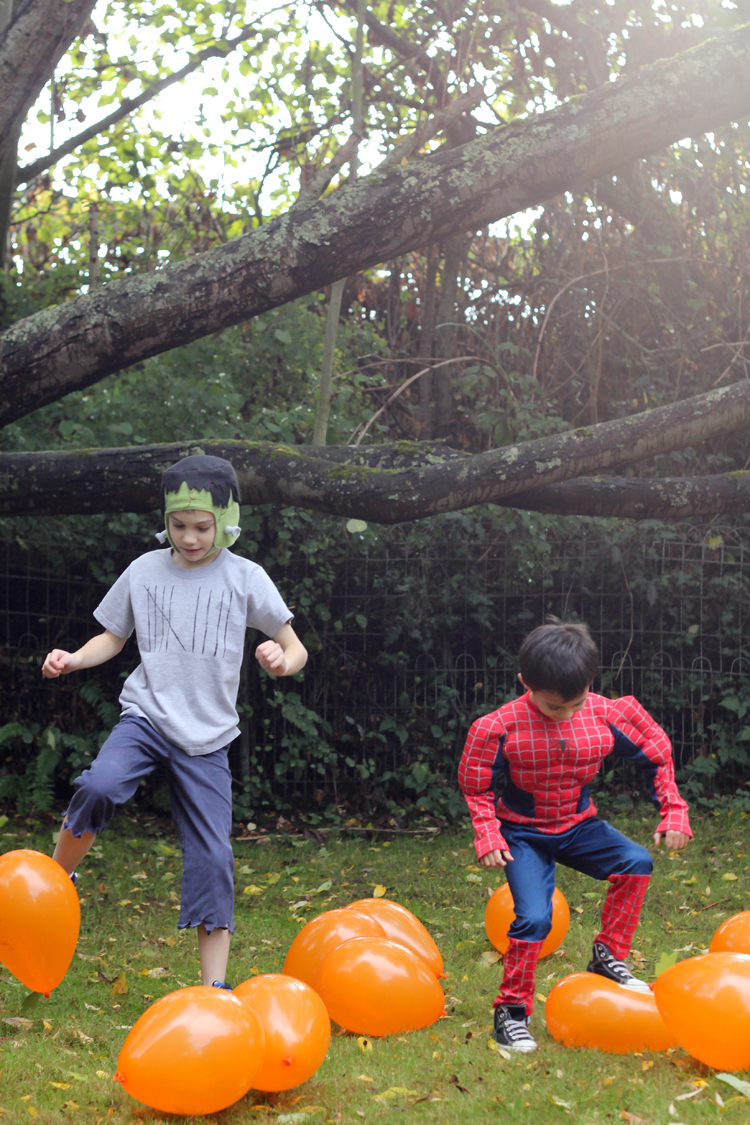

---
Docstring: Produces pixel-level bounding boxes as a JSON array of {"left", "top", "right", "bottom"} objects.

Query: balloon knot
[
  {"left": 43, "top": 992, "right": 50, "bottom": 999},
  {"left": 439, "top": 972, "right": 449, "bottom": 979},
  {"left": 113, "top": 1072, "right": 124, "bottom": 1084},
  {"left": 282, "top": 1057, "right": 293, "bottom": 1066}
]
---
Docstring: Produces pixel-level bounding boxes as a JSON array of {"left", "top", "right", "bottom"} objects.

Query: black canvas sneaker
[
  {"left": 493, "top": 1004, "right": 538, "bottom": 1053},
  {"left": 587, "top": 941, "right": 650, "bottom": 993}
]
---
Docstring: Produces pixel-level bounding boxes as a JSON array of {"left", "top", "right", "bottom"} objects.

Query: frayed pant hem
[{"left": 177, "top": 920, "right": 235, "bottom": 936}]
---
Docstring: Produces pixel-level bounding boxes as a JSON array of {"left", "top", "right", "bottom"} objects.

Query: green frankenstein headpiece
[{"left": 158, "top": 454, "right": 241, "bottom": 552}]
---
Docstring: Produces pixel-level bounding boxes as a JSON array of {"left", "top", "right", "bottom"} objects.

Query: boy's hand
[
  {"left": 479, "top": 849, "right": 514, "bottom": 868},
  {"left": 256, "top": 640, "right": 287, "bottom": 676},
  {"left": 654, "top": 830, "right": 690, "bottom": 850},
  {"left": 42, "top": 650, "right": 82, "bottom": 678}
]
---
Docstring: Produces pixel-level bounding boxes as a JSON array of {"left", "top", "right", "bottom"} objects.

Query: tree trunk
[
  {"left": 0, "top": 0, "right": 96, "bottom": 164},
  {"left": 434, "top": 232, "right": 470, "bottom": 434},
  {"left": 2, "top": 25, "right": 750, "bottom": 427},
  {"left": 2, "top": 381, "right": 749, "bottom": 520}
]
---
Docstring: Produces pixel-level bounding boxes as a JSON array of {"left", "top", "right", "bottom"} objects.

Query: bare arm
[
  {"left": 256, "top": 623, "right": 308, "bottom": 677},
  {"left": 42, "top": 630, "right": 128, "bottom": 679}
]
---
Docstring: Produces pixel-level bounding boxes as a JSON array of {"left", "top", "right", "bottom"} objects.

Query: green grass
[{"left": 0, "top": 807, "right": 749, "bottom": 1124}]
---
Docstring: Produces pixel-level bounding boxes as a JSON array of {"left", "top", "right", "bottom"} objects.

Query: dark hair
[
  {"left": 160, "top": 455, "right": 241, "bottom": 512},
  {"left": 519, "top": 619, "right": 598, "bottom": 701}
]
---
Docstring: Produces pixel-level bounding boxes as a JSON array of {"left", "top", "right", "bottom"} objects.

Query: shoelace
[
  {"left": 503, "top": 1018, "right": 534, "bottom": 1043},
  {"left": 602, "top": 957, "right": 634, "bottom": 983}
]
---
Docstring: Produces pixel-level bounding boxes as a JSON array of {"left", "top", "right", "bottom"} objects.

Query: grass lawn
[{"left": 0, "top": 806, "right": 749, "bottom": 1124}]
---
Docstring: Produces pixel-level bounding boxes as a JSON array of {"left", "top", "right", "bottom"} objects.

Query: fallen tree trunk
[
  {"left": 2, "top": 25, "right": 750, "bottom": 427},
  {"left": 1, "top": 382, "right": 749, "bottom": 520}
]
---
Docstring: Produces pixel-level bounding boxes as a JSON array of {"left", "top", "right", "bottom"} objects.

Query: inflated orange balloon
[
  {"left": 485, "top": 883, "right": 569, "bottom": 958},
  {"left": 653, "top": 952, "right": 750, "bottom": 1071},
  {"left": 317, "top": 936, "right": 445, "bottom": 1036},
  {"left": 710, "top": 911, "right": 750, "bottom": 955},
  {"left": 234, "top": 973, "right": 330, "bottom": 1091},
  {"left": 0, "top": 849, "right": 80, "bottom": 993},
  {"left": 545, "top": 973, "right": 677, "bottom": 1054},
  {"left": 283, "top": 909, "right": 386, "bottom": 989},
  {"left": 346, "top": 899, "right": 443, "bottom": 976},
  {"left": 114, "top": 986, "right": 264, "bottom": 1115}
]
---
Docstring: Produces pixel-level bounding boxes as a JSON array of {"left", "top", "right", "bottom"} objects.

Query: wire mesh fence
[{"left": 1, "top": 520, "right": 748, "bottom": 806}]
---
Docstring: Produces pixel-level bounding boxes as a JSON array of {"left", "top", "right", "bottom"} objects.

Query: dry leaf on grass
[
  {"left": 373, "top": 884, "right": 386, "bottom": 898},
  {"left": 356, "top": 1037, "right": 372, "bottom": 1052},
  {"left": 110, "top": 972, "right": 128, "bottom": 998}
]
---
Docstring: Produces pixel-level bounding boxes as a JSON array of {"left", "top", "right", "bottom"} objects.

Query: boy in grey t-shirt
[{"left": 42, "top": 455, "right": 307, "bottom": 988}]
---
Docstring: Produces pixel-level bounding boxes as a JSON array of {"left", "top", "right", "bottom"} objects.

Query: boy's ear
[{"left": 518, "top": 672, "right": 530, "bottom": 691}]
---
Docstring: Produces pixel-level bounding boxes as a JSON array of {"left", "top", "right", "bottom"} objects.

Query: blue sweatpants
[
  {"left": 65, "top": 714, "right": 234, "bottom": 934},
  {"left": 502, "top": 817, "right": 652, "bottom": 942}
]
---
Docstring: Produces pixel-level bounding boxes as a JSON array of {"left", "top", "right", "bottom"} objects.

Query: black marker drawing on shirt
[{"left": 144, "top": 585, "right": 235, "bottom": 658}]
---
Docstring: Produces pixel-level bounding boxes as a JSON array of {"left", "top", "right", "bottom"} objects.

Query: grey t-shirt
[{"left": 93, "top": 548, "right": 292, "bottom": 755}]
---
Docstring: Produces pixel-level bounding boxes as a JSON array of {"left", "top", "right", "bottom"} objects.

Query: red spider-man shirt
[{"left": 458, "top": 691, "right": 691, "bottom": 860}]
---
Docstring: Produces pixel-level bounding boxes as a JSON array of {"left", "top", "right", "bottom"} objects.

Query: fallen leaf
[
  {"left": 572, "top": 907, "right": 584, "bottom": 914},
  {"left": 145, "top": 967, "right": 169, "bottom": 978},
  {"left": 716, "top": 1072, "right": 750, "bottom": 1097},
  {"left": 373, "top": 884, "right": 386, "bottom": 898},
  {"left": 722, "top": 872, "right": 738, "bottom": 881},
  {"left": 654, "top": 951, "right": 679, "bottom": 976},
  {"left": 2, "top": 1018, "right": 34, "bottom": 1029},
  {"left": 550, "top": 1094, "right": 572, "bottom": 1109},
  {"left": 62, "top": 1102, "right": 79, "bottom": 1111},
  {"left": 95, "top": 1071, "right": 109, "bottom": 1079},
  {"left": 372, "top": 1087, "right": 417, "bottom": 1102},
  {"left": 50, "top": 1083, "right": 72, "bottom": 1090},
  {"left": 27, "top": 1107, "right": 38, "bottom": 1118},
  {"left": 357, "top": 1037, "right": 373, "bottom": 1052},
  {"left": 480, "top": 950, "right": 501, "bottom": 966},
  {"left": 487, "top": 1039, "right": 511, "bottom": 1059},
  {"left": 110, "top": 972, "right": 128, "bottom": 998},
  {"left": 619, "top": 1113, "right": 642, "bottom": 1124},
  {"left": 466, "top": 874, "right": 482, "bottom": 884},
  {"left": 266, "top": 873, "right": 281, "bottom": 885},
  {"left": 682, "top": 876, "right": 697, "bottom": 885},
  {"left": 358, "top": 1075, "right": 374, "bottom": 1082},
  {"left": 641, "top": 1060, "right": 654, "bottom": 1072},
  {"left": 117, "top": 900, "right": 132, "bottom": 907},
  {"left": 243, "top": 885, "right": 265, "bottom": 897}
]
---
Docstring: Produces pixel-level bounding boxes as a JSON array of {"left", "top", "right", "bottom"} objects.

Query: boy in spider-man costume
[{"left": 458, "top": 620, "right": 691, "bottom": 1053}]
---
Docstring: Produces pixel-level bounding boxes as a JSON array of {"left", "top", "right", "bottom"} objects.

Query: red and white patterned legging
[{"left": 493, "top": 872, "right": 651, "bottom": 1014}]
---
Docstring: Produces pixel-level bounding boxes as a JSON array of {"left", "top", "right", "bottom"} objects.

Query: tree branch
[
  {"left": 2, "top": 24, "right": 750, "bottom": 427},
  {"left": 15, "top": 21, "right": 267, "bottom": 187},
  {"left": 0, "top": 0, "right": 96, "bottom": 159},
  {"left": 1, "top": 382, "right": 750, "bottom": 520}
]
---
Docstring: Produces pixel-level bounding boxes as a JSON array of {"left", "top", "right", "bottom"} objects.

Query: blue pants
[
  {"left": 502, "top": 818, "right": 652, "bottom": 942},
  {"left": 65, "top": 714, "right": 234, "bottom": 934}
]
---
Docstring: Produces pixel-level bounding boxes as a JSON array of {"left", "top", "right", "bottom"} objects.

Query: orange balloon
[
  {"left": 485, "top": 883, "right": 570, "bottom": 958},
  {"left": 710, "top": 911, "right": 750, "bottom": 955},
  {"left": 545, "top": 973, "right": 677, "bottom": 1054},
  {"left": 0, "top": 849, "right": 80, "bottom": 993},
  {"left": 114, "top": 987, "right": 263, "bottom": 1115},
  {"left": 234, "top": 974, "right": 330, "bottom": 1091},
  {"left": 317, "top": 936, "right": 445, "bottom": 1036},
  {"left": 283, "top": 909, "right": 386, "bottom": 989},
  {"left": 653, "top": 952, "right": 750, "bottom": 1071},
  {"left": 346, "top": 899, "right": 443, "bottom": 976}
]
